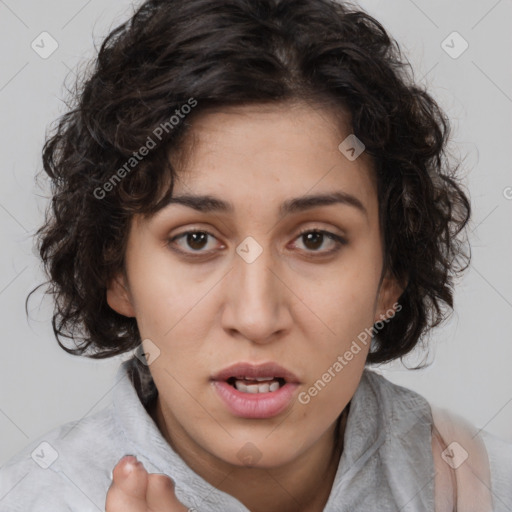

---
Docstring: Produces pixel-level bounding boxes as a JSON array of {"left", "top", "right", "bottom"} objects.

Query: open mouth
[
  {"left": 226, "top": 376, "right": 287, "bottom": 394},
  {"left": 212, "top": 365, "right": 300, "bottom": 418}
]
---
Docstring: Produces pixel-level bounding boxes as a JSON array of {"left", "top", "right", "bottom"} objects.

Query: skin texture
[{"left": 105, "top": 101, "right": 403, "bottom": 512}]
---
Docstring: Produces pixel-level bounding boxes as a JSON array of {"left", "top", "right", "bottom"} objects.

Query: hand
[{"left": 105, "top": 455, "right": 191, "bottom": 512}]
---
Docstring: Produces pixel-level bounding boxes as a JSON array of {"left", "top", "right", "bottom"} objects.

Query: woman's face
[{"left": 107, "top": 101, "right": 401, "bottom": 469}]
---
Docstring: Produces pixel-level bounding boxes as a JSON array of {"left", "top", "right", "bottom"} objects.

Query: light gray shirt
[{"left": 1, "top": 357, "right": 511, "bottom": 511}]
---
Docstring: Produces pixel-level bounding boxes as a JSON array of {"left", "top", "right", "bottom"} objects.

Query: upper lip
[{"left": 212, "top": 362, "right": 300, "bottom": 383}]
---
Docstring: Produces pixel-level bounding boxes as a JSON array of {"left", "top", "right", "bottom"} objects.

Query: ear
[
  {"left": 374, "top": 269, "right": 405, "bottom": 323},
  {"left": 106, "top": 272, "right": 136, "bottom": 318}
]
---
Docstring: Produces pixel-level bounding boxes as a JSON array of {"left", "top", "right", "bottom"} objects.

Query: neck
[{"left": 149, "top": 398, "right": 349, "bottom": 512}]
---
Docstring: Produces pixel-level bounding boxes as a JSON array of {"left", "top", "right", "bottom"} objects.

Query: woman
[{"left": 1, "top": 0, "right": 510, "bottom": 510}]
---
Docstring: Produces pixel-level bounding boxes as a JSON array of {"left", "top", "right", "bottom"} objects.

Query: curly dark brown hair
[{"left": 27, "top": 0, "right": 471, "bottom": 365}]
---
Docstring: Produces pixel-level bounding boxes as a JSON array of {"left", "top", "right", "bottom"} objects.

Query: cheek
[
  {"left": 297, "top": 291, "right": 372, "bottom": 415},
  {"left": 126, "top": 250, "right": 209, "bottom": 336},
  {"left": 294, "top": 258, "right": 381, "bottom": 381},
  {"left": 132, "top": 284, "right": 217, "bottom": 380},
  {"left": 305, "top": 263, "right": 381, "bottom": 335}
]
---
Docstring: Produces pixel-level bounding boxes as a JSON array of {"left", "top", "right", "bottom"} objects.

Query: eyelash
[{"left": 166, "top": 228, "right": 347, "bottom": 258}]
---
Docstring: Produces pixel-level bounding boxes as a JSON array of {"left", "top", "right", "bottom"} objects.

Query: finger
[
  {"left": 146, "top": 473, "right": 190, "bottom": 512},
  {"left": 105, "top": 456, "right": 149, "bottom": 511}
]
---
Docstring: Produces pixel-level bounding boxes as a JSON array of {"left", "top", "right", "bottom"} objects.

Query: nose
[{"left": 221, "top": 239, "right": 291, "bottom": 345}]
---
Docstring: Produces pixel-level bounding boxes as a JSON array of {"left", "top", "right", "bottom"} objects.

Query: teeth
[
  {"left": 234, "top": 379, "right": 282, "bottom": 393},
  {"left": 247, "top": 383, "right": 267, "bottom": 393},
  {"left": 235, "top": 376, "right": 276, "bottom": 381},
  {"left": 269, "top": 381, "right": 280, "bottom": 392}
]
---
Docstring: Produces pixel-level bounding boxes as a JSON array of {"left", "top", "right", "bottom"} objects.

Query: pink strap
[{"left": 431, "top": 405, "right": 493, "bottom": 512}]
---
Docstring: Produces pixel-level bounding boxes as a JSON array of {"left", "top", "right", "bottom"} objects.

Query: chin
[{"left": 206, "top": 436, "right": 308, "bottom": 470}]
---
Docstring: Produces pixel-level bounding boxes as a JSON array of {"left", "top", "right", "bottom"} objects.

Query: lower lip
[{"left": 212, "top": 380, "right": 299, "bottom": 419}]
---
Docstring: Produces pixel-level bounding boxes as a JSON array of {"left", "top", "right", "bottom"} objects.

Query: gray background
[{"left": 1, "top": 0, "right": 511, "bottom": 466}]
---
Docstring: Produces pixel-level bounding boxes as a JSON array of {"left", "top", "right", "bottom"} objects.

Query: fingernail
[{"left": 122, "top": 455, "right": 140, "bottom": 473}]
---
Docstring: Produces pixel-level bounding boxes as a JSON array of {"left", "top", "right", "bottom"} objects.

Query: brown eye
[
  {"left": 185, "top": 232, "right": 209, "bottom": 250},
  {"left": 302, "top": 231, "right": 324, "bottom": 250},
  {"left": 293, "top": 229, "right": 347, "bottom": 254},
  {"left": 168, "top": 230, "right": 220, "bottom": 255}
]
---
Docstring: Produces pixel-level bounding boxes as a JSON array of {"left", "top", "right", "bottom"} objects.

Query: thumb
[
  {"left": 106, "top": 455, "right": 149, "bottom": 511},
  {"left": 146, "top": 472, "right": 191, "bottom": 511}
]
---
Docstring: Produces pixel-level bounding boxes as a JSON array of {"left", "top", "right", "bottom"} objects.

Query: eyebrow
[{"left": 162, "top": 191, "right": 367, "bottom": 219}]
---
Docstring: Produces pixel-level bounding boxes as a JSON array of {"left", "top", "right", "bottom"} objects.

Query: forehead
[{"left": 156, "top": 101, "right": 377, "bottom": 222}]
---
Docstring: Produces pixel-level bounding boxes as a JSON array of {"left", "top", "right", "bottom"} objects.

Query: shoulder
[
  {"left": 427, "top": 402, "right": 512, "bottom": 511},
  {"left": 361, "top": 369, "right": 512, "bottom": 510},
  {"left": 0, "top": 404, "right": 123, "bottom": 511}
]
